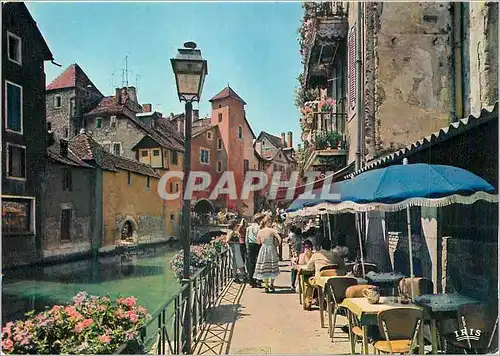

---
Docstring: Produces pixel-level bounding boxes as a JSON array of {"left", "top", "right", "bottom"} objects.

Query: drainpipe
[
  {"left": 355, "top": 1, "right": 364, "bottom": 171},
  {"left": 452, "top": 2, "right": 464, "bottom": 121}
]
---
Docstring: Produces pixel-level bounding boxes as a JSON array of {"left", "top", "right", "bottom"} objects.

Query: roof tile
[{"left": 209, "top": 85, "right": 247, "bottom": 105}]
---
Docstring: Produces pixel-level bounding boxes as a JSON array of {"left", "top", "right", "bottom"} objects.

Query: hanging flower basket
[{"left": 318, "top": 98, "right": 336, "bottom": 112}]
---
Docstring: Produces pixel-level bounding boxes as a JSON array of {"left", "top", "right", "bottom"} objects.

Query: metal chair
[
  {"left": 325, "top": 277, "right": 358, "bottom": 340},
  {"left": 352, "top": 262, "right": 378, "bottom": 278},
  {"left": 320, "top": 264, "right": 340, "bottom": 273},
  {"left": 373, "top": 308, "right": 423, "bottom": 354}
]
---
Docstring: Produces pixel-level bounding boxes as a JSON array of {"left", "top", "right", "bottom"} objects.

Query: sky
[{"left": 27, "top": 1, "right": 304, "bottom": 147}]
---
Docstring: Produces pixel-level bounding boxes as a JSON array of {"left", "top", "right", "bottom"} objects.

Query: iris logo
[{"left": 454, "top": 327, "right": 482, "bottom": 342}]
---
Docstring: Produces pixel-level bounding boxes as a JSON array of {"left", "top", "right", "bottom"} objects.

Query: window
[
  {"left": 103, "top": 142, "right": 111, "bottom": 152},
  {"left": 95, "top": 117, "right": 102, "bottom": 128},
  {"left": 175, "top": 183, "right": 179, "bottom": 192},
  {"left": 7, "top": 32, "right": 21, "bottom": 65},
  {"left": 169, "top": 182, "right": 173, "bottom": 193},
  {"left": 6, "top": 143, "right": 26, "bottom": 180},
  {"left": 69, "top": 97, "right": 76, "bottom": 116},
  {"left": 47, "top": 122, "right": 52, "bottom": 131},
  {"left": 5, "top": 81, "right": 22, "bottom": 133},
  {"left": 207, "top": 131, "right": 213, "bottom": 139},
  {"left": 244, "top": 159, "right": 249, "bottom": 173},
  {"left": 141, "top": 150, "right": 148, "bottom": 157},
  {"left": 113, "top": 142, "right": 121, "bottom": 156},
  {"left": 153, "top": 149, "right": 160, "bottom": 157},
  {"left": 54, "top": 95, "right": 62, "bottom": 108},
  {"left": 127, "top": 172, "right": 132, "bottom": 185},
  {"left": 200, "top": 149, "right": 210, "bottom": 164},
  {"left": 237, "top": 126, "right": 243, "bottom": 139},
  {"left": 61, "top": 209, "right": 71, "bottom": 241},
  {"left": 217, "top": 138, "right": 222, "bottom": 151},
  {"left": 146, "top": 176, "right": 151, "bottom": 189},
  {"left": 218, "top": 113, "right": 223, "bottom": 122},
  {"left": 2, "top": 198, "right": 34, "bottom": 234},
  {"left": 273, "top": 163, "right": 277, "bottom": 171},
  {"left": 62, "top": 168, "right": 72, "bottom": 191},
  {"left": 348, "top": 29, "right": 356, "bottom": 109},
  {"left": 262, "top": 140, "right": 265, "bottom": 146},
  {"left": 172, "top": 151, "right": 178, "bottom": 165},
  {"left": 170, "top": 214, "right": 175, "bottom": 221},
  {"left": 64, "top": 127, "right": 69, "bottom": 138},
  {"left": 110, "top": 115, "right": 117, "bottom": 128},
  {"left": 217, "top": 161, "right": 222, "bottom": 173}
]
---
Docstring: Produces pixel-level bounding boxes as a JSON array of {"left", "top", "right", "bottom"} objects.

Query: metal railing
[
  {"left": 139, "top": 249, "right": 232, "bottom": 355},
  {"left": 306, "top": 2, "right": 347, "bottom": 18},
  {"left": 312, "top": 112, "right": 347, "bottom": 136}
]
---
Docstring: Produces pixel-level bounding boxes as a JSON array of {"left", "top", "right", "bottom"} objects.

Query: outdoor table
[
  {"left": 413, "top": 293, "right": 483, "bottom": 354},
  {"left": 297, "top": 267, "right": 314, "bottom": 309},
  {"left": 365, "top": 271, "right": 406, "bottom": 296},
  {"left": 341, "top": 296, "right": 424, "bottom": 355}
]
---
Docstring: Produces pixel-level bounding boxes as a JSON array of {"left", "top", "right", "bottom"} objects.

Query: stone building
[
  {"left": 46, "top": 63, "right": 103, "bottom": 139},
  {"left": 254, "top": 131, "right": 297, "bottom": 210},
  {"left": 297, "top": 1, "right": 498, "bottom": 174},
  {"left": 42, "top": 139, "right": 96, "bottom": 260},
  {"left": 2, "top": 2, "right": 53, "bottom": 268}
]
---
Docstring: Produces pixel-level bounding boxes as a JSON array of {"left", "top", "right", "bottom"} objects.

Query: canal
[{"left": 2, "top": 243, "right": 181, "bottom": 323}]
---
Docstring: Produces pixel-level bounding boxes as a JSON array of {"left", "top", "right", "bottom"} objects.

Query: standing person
[
  {"left": 245, "top": 213, "right": 263, "bottom": 288},
  {"left": 237, "top": 218, "right": 247, "bottom": 264},
  {"left": 253, "top": 216, "right": 281, "bottom": 293},
  {"left": 226, "top": 219, "right": 246, "bottom": 283}
]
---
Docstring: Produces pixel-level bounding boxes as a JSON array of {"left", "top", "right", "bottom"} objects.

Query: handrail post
[{"left": 181, "top": 278, "right": 192, "bottom": 354}]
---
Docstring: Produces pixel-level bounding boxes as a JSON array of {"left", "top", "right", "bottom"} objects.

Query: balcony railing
[
  {"left": 306, "top": 2, "right": 347, "bottom": 18},
  {"left": 312, "top": 112, "right": 347, "bottom": 135}
]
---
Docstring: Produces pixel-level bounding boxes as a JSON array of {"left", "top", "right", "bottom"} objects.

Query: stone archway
[
  {"left": 194, "top": 199, "right": 215, "bottom": 215},
  {"left": 117, "top": 216, "right": 139, "bottom": 244}
]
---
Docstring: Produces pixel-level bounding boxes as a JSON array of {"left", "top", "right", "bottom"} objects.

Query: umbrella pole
[
  {"left": 406, "top": 206, "right": 415, "bottom": 300},
  {"left": 327, "top": 213, "right": 332, "bottom": 244},
  {"left": 356, "top": 212, "right": 366, "bottom": 278}
]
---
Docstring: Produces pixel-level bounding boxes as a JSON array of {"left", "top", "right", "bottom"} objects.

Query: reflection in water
[{"left": 2, "top": 243, "right": 181, "bottom": 324}]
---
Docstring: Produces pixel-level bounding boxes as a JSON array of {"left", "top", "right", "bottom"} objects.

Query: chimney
[
  {"left": 127, "top": 86, "right": 138, "bottom": 104},
  {"left": 142, "top": 103, "right": 152, "bottom": 113},
  {"left": 60, "top": 139, "right": 69, "bottom": 157},
  {"left": 80, "top": 128, "right": 86, "bottom": 135},
  {"left": 192, "top": 109, "right": 199, "bottom": 122},
  {"left": 120, "top": 88, "right": 128, "bottom": 105},
  {"left": 281, "top": 132, "right": 286, "bottom": 147},
  {"left": 286, "top": 131, "right": 293, "bottom": 148},
  {"left": 177, "top": 119, "right": 182, "bottom": 134},
  {"left": 157, "top": 112, "right": 163, "bottom": 118},
  {"left": 115, "top": 88, "right": 121, "bottom": 105}
]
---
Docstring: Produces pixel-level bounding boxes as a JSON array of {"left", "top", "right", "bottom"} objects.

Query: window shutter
[{"left": 348, "top": 29, "right": 356, "bottom": 109}]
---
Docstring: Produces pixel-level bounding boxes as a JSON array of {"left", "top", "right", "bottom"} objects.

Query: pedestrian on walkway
[
  {"left": 245, "top": 213, "right": 264, "bottom": 288},
  {"left": 253, "top": 216, "right": 281, "bottom": 293},
  {"left": 290, "top": 239, "right": 313, "bottom": 291},
  {"left": 237, "top": 218, "right": 248, "bottom": 264},
  {"left": 226, "top": 219, "right": 246, "bottom": 283}
]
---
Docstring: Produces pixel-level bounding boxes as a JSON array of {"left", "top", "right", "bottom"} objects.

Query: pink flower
[
  {"left": 75, "top": 318, "right": 93, "bottom": 333},
  {"left": 98, "top": 334, "right": 111, "bottom": 344},
  {"left": 137, "top": 306, "right": 148, "bottom": 315},
  {"left": 2, "top": 338, "right": 13, "bottom": 351},
  {"left": 125, "top": 310, "right": 139, "bottom": 323}
]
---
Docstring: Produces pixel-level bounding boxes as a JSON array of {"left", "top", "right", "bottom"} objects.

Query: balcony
[
  {"left": 302, "top": 112, "right": 348, "bottom": 172},
  {"left": 300, "top": 2, "right": 348, "bottom": 89}
]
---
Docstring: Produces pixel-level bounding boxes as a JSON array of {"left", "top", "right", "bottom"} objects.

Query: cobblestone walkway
[{"left": 194, "top": 249, "right": 352, "bottom": 355}]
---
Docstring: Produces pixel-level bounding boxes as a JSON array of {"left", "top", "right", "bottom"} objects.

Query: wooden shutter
[
  {"left": 61, "top": 209, "right": 71, "bottom": 241},
  {"left": 348, "top": 29, "right": 356, "bottom": 109}
]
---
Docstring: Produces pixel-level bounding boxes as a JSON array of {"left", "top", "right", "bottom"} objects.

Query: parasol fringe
[{"left": 286, "top": 191, "right": 498, "bottom": 216}]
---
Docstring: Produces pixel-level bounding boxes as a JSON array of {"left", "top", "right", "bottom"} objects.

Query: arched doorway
[
  {"left": 194, "top": 199, "right": 214, "bottom": 215},
  {"left": 121, "top": 221, "right": 133, "bottom": 240},
  {"left": 117, "top": 216, "right": 139, "bottom": 244}
]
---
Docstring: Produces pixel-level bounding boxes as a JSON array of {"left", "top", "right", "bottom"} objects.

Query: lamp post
[{"left": 171, "top": 41, "right": 208, "bottom": 354}]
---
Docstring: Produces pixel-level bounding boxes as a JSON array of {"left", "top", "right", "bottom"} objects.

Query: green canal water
[{"left": 2, "top": 243, "right": 182, "bottom": 324}]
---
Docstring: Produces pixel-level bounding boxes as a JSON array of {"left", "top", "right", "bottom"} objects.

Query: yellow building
[{"left": 70, "top": 133, "right": 181, "bottom": 249}]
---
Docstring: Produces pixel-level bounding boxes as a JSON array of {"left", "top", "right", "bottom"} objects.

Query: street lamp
[{"left": 171, "top": 41, "right": 208, "bottom": 354}]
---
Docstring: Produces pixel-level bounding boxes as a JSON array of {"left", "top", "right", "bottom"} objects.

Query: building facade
[
  {"left": 2, "top": 2, "right": 53, "bottom": 267},
  {"left": 297, "top": 2, "right": 498, "bottom": 175}
]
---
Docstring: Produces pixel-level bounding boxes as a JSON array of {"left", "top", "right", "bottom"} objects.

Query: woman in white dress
[
  {"left": 253, "top": 216, "right": 281, "bottom": 293},
  {"left": 226, "top": 219, "right": 246, "bottom": 283}
]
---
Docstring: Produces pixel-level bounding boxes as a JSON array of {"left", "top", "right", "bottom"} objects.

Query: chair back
[
  {"left": 345, "top": 262, "right": 355, "bottom": 273},
  {"left": 377, "top": 308, "right": 423, "bottom": 348},
  {"left": 399, "top": 277, "right": 434, "bottom": 296},
  {"left": 320, "top": 269, "right": 339, "bottom": 277},
  {"left": 320, "top": 264, "right": 339, "bottom": 273},
  {"left": 345, "top": 284, "right": 375, "bottom": 298},
  {"left": 455, "top": 303, "right": 498, "bottom": 351},
  {"left": 325, "top": 277, "right": 358, "bottom": 305},
  {"left": 353, "top": 263, "right": 377, "bottom": 277}
]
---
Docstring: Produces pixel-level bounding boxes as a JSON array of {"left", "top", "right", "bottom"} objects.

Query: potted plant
[
  {"left": 315, "top": 133, "right": 328, "bottom": 150},
  {"left": 326, "top": 131, "right": 343, "bottom": 148}
]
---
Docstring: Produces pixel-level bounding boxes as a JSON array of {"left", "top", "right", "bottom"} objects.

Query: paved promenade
[{"left": 194, "top": 249, "right": 352, "bottom": 355}]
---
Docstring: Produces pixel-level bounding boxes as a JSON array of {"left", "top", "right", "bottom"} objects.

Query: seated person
[
  {"left": 302, "top": 239, "right": 347, "bottom": 310},
  {"left": 290, "top": 240, "right": 313, "bottom": 290}
]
